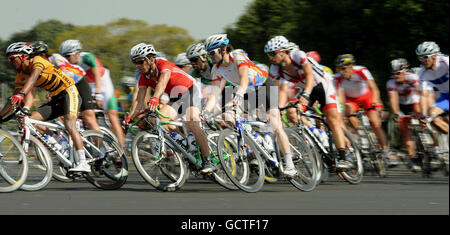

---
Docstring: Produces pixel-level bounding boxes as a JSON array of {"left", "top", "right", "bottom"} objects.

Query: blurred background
[{"left": 0, "top": 0, "right": 448, "bottom": 105}]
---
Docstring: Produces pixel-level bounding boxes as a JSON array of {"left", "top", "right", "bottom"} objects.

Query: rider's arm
[
  {"left": 236, "top": 65, "right": 249, "bottom": 96},
  {"left": 129, "top": 86, "right": 148, "bottom": 120},
  {"left": 419, "top": 89, "right": 429, "bottom": 116},
  {"left": 152, "top": 70, "right": 171, "bottom": 100},
  {"left": 367, "top": 79, "right": 382, "bottom": 105},
  {"left": 91, "top": 66, "right": 102, "bottom": 95},
  {"left": 388, "top": 91, "right": 400, "bottom": 115},
  {"left": 278, "top": 82, "right": 289, "bottom": 108},
  {"left": 23, "top": 87, "right": 36, "bottom": 110},
  {"left": 205, "top": 79, "right": 226, "bottom": 112},
  {"left": 17, "top": 68, "right": 41, "bottom": 98},
  {"left": 299, "top": 62, "right": 315, "bottom": 105}
]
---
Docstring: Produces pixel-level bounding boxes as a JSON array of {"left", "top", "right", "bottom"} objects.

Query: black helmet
[{"left": 30, "top": 41, "right": 49, "bottom": 56}]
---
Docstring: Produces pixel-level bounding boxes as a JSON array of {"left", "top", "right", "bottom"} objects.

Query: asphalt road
[{"left": 1, "top": 161, "right": 448, "bottom": 215}]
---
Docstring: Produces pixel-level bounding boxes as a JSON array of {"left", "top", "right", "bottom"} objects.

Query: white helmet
[
  {"left": 288, "top": 42, "right": 300, "bottom": 51},
  {"left": 390, "top": 58, "right": 409, "bottom": 72},
  {"left": 120, "top": 76, "right": 136, "bottom": 87},
  {"left": 6, "top": 42, "right": 33, "bottom": 55},
  {"left": 173, "top": 52, "right": 190, "bottom": 66},
  {"left": 204, "top": 34, "right": 229, "bottom": 51},
  {"left": 416, "top": 41, "right": 440, "bottom": 56},
  {"left": 130, "top": 43, "right": 157, "bottom": 61},
  {"left": 186, "top": 43, "right": 207, "bottom": 59},
  {"left": 264, "top": 36, "right": 290, "bottom": 53},
  {"left": 59, "top": 39, "right": 82, "bottom": 56}
]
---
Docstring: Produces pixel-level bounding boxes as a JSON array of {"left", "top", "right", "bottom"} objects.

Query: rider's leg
[
  {"left": 345, "top": 103, "right": 359, "bottom": 130},
  {"left": 366, "top": 109, "right": 389, "bottom": 150},
  {"left": 107, "top": 109, "right": 126, "bottom": 149},
  {"left": 81, "top": 109, "right": 101, "bottom": 131},
  {"left": 429, "top": 107, "right": 449, "bottom": 133}
]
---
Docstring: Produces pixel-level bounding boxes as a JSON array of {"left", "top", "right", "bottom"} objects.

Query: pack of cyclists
[{"left": 1, "top": 35, "right": 448, "bottom": 188}]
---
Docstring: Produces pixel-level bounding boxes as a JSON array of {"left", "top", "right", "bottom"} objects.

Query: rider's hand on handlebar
[
  {"left": 148, "top": 97, "right": 159, "bottom": 111},
  {"left": 10, "top": 92, "right": 25, "bottom": 106}
]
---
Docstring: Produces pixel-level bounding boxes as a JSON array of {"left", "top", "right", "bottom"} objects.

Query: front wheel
[
  {"left": 131, "top": 131, "right": 187, "bottom": 191},
  {"left": 339, "top": 130, "right": 364, "bottom": 184},
  {"left": 0, "top": 129, "right": 28, "bottom": 193},
  {"left": 217, "top": 129, "right": 265, "bottom": 193}
]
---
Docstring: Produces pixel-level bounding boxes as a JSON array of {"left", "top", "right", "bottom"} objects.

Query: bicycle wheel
[
  {"left": 206, "top": 131, "right": 238, "bottom": 190},
  {"left": 217, "top": 129, "right": 264, "bottom": 193},
  {"left": 131, "top": 131, "right": 187, "bottom": 191},
  {"left": 0, "top": 129, "right": 28, "bottom": 193},
  {"left": 19, "top": 135, "right": 53, "bottom": 191},
  {"left": 339, "top": 129, "right": 364, "bottom": 184},
  {"left": 82, "top": 130, "right": 128, "bottom": 190},
  {"left": 284, "top": 128, "right": 318, "bottom": 191}
]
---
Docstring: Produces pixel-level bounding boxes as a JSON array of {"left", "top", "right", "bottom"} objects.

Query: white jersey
[
  {"left": 334, "top": 65, "right": 374, "bottom": 98},
  {"left": 48, "top": 53, "right": 86, "bottom": 84},
  {"left": 386, "top": 72, "right": 420, "bottom": 105},
  {"left": 210, "top": 51, "right": 267, "bottom": 90},
  {"left": 418, "top": 55, "right": 449, "bottom": 94},
  {"left": 269, "top": 50, "right": 332, "bottom": 88}
]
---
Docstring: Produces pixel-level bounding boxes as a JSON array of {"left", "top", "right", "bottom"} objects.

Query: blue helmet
[{"left": 204, "top": 34, "right": 229, "bottom": 51}]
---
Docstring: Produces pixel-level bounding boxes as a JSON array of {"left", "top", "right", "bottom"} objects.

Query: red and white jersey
[
  {"left": 334, "top": 65, "right": 374, "bottom": 98},
  {"left": 138, "top": 58, "right": 194, "bottom": 96},
  {"left": 386, "top": 72, "right": 420, "bottom": 105},
  {"left": 269, "top": 50, "right": 332, "bottom": 88}
]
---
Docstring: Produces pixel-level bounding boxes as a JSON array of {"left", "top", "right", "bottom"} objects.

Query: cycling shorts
[
  {"left": 36, "top": 86, "right": 80, "bottom": 121},
  {"left": 346, "top": 90, "right": 377, "bottom": 113},
  {"left": 76, "top": 78, "right": 96, "bottom": 112},
  {"left": 432, "top": 93, "right": 449, "bottom": 111},
  {"left": 308, "top": 83, "right": 340, "bottom": 113},
  {"left": 167, "top": 80, "right": 204, "bottom": 118}
]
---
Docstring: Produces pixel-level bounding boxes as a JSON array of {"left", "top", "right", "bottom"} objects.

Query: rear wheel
[{"left": 0, "top": 129, "right": 28, "bottom": 193}]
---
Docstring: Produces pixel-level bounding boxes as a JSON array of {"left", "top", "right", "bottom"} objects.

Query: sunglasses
[
  {"left": 418, "top": 54, "right": 432, "bottom": 62},
  {"left": 189, "top": 57, "right": 199, "bottom": 63},
  {"left": 8, "top": 54, "right": 22, "bottom": 63},
  {"left": 133, "top": 59, "right": 146, "bottom": 65},
  {"left": 207, "top": 48, "right": 221, "bottom": 56},
  {"left": 266, "top": 50, "right": 281, "bottom": 57}
]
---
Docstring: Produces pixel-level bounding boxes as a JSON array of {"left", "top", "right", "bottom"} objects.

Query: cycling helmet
[
  {"left": 288, "top": 42, "right": 300, "bottom": 51},
  {"left": 120, "top": 76, "right": 136, "bottom": 87},
  {"left": 130, "top": 43, "right": 157, "bottom": 61},
  {"left": 6, "top": 42, "right": 33, "bottom": 55},
  {"left": 390, "top": 58, "right": 409, "bottom": 72},
  {"left": 173, "top": 52, "right": 190, "bottom": 66},
  {"left": 335, "top": 54, "right": 355, "bottom": 68},
  {"left": 204, "top": 34, "right": 229, "bottom": 51},
  {"left": 59, "top": 39, "right": 82, "bottom": 56},
  {"left": 416, "top": 41, "right": 440, "bottom": 56},
  {"left": 30, "top": 41, "right": 48, "bottom": 55},
  {"left": 186, "top": 43, "right": 207, "bottom": 59},
  {"left": 306, "top": 51, "right": 321, "bottom": 63},
  {"left": 264, "top": 36, "right": 290, "bottom": 53}
]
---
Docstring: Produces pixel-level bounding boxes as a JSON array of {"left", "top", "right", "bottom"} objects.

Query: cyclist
[
  {"left": 334, "top": 54, "right": 393, "bottom": 165},
  {"left": 124, "top": 43, "right": 216, "bottom": 173},
  {"left": 5, "top": 42, "right": 90, "bottom": 172},
  {"left": 416, "top": 41, "right": 449, "bottom": 134},
  {"left": 387, "top": 58, "right": 420, "bottom": 168},
  {"left": 186, "top": 43, "right": 216, "bottom": 86},
  {"left": 201, "top": 34, "right": 301, "bottom": 176},
  {"left": 264, "top": 36, "right": 352, "bottom": 170},
  {"left": 74, "top": 42, "right": 126, "bottom": 149},
  {"left": 117, "top": 76, "right": 137, "bottom": 114},
  {"left": 173, "top": 52, "right": 192, "bottom": 74}
]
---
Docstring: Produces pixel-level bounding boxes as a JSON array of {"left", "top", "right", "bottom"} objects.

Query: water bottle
[
  {"left": 187, "top": 133, "right": 197, "bottom": 153},
  {"left": 310, "top": 126, "right": 321, "bottom": 140},
  {"left": 318, "top": 129, "right": 329, "bottom": 148},
  {"left": 45, "top": 134, "right": 62, "bottom": 151},
  {"left": 171, "top": 132, "right": 187, "bottom": 148},
  {"left": 253, "top": 132, "right": 264, "bottom": 146},
  {"left": 263, "top": 132, "right": 275, "bottom": 153}
]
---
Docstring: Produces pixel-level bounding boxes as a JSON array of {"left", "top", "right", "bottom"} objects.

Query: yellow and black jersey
[
  {"left": 29, "top": 56, "right": 74, "bottom": 97},
  {"left": 14, "top": 72, "right": 29, "bottom": 90}
]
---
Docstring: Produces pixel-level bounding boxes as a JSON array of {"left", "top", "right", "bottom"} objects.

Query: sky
[{"left": 0, "top": 0, "right": 253, "bottom": 41}]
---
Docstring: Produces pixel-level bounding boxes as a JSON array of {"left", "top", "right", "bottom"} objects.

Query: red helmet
[{"left": 306, "top": 51, "right": 321, "bottom": 63}]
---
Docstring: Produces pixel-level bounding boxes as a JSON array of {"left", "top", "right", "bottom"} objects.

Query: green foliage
[{"left": 226, "top": 0, "right": 449, "bottom": 101}]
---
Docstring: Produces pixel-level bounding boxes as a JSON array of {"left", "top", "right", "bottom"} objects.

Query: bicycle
[
  {"left": 280, "top": 101, "right": 364, "bottom": 184},
  {"left": 0, "top": 114, "right": 28, "bottom": 193},
  {"left": 128, "top": 108, "right": 236, "bottom": 191},
  {"left": 348, "top": 107, "right": 387, "bottom": 177},
  {"left": 13, "top": 106, "right": 128, "bottom": 190}
]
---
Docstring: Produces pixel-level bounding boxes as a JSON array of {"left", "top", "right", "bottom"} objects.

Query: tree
[{"left": 225, "top": 0, "right": 449, "bottom": 101}]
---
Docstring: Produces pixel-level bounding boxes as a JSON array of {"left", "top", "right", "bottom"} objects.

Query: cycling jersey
[
  {"left": 138, "top": 58, "right": 195, "bottom": 96},
  {"left": 49, "top": 53, "right": 86, "bottom": 84},
  {"left": 190, "top": 57, "right": 217, "bottom": 84},
  {"left": 269, "top": 50, "right": 339, "bottom": 111},
  {"left": 79, "top": 52, "right": 106, "bottom": 84},
  {"left": 211, "top": 51, "right": 267, "bottom": 89},
  {"left": 418, "top": 55, "right": 449, "bottom": 111},
  {"left": 14, "top": 72, "right": 28, "bottom": 90},
  {"left": 334, "top": 65, "right": 374, "bottom": 98},
  {"left": 386, "top": 72, "right": 420, "bottom": 105},
  {"left": 28, "top": 56, "right": 74, "bottom": 97}
]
